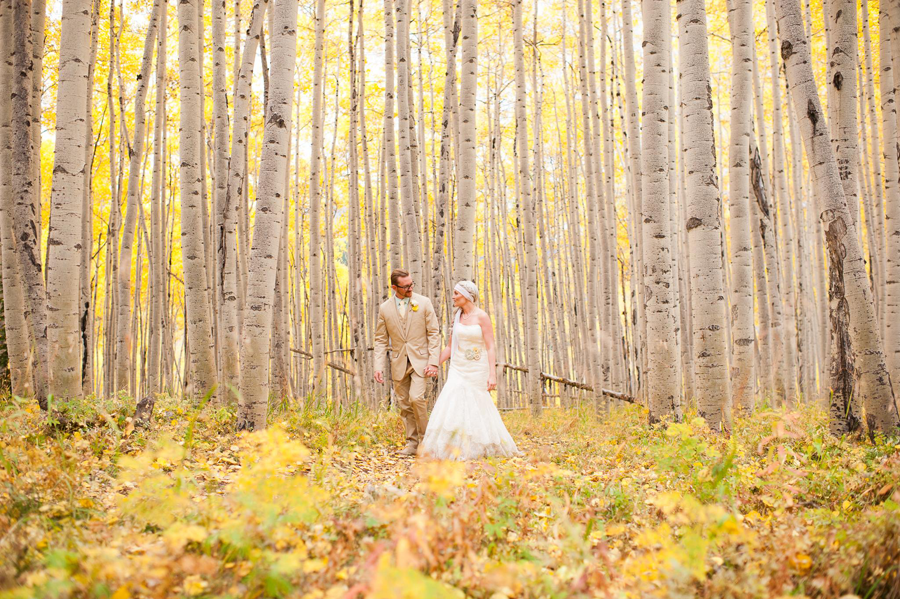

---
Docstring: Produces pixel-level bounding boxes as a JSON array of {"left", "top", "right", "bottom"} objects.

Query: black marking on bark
[
  {"left": 807, "top": 100, "right": 819, "bottom": 133},
  {"left": 686, "top": 216, "right": 702, "bottom": 230},
  {"left": 833, "top": 71, "right": 843, "bottom": 91},
  {"left": 781, "top": 40, "right": 793, "bottom": 61}
]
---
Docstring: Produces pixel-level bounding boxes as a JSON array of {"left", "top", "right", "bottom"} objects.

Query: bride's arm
[
  {"left": 438, "top": 334, "right": 452, "bottom": 365},
  {"left": 479, "top": 312, "right": 498, "bottom": 391}
]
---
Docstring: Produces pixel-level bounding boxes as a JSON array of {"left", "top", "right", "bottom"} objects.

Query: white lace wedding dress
[{"left": 419, "top": 321, "right": 520, "bottom": 460}]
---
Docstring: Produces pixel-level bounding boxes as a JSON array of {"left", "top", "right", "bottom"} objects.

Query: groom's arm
[{"left": 373, "top": 306, "right": 389, "bottom": 377}]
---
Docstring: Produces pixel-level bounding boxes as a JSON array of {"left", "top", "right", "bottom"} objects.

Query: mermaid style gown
[{"left": 419, "top": 321, "right": 520, "bottom": 460}]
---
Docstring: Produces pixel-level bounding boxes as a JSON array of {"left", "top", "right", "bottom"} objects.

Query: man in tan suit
[{"left": 374, "top": 269, "right": 441, "bottom": 456}]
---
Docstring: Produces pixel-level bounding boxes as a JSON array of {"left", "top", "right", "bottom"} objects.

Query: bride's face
[{"left": 452, "top": 290, "right": 466, "bottom": 308}]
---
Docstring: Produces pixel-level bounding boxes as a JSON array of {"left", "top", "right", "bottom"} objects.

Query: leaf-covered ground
[{"left": 1, "top": 394, "right": 899, "bottom": 598}]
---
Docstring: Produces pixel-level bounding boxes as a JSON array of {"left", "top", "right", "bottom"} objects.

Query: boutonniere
[{"left": 411, "top": 301, "right": 420, "bottom": 312}]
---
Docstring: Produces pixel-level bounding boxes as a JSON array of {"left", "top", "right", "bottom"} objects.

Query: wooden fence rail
[
  {"left": 289, "top": 347, "right": 634, "bottom": 404},
  {"left": 500, "top": 363, "right": 634, "bottom": 403}
]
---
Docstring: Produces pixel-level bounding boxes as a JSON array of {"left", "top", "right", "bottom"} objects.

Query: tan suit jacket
[{"left": 374, "top": 292, "right": 441, "bottom": 381}]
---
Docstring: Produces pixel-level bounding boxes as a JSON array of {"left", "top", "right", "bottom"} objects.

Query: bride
[{"left": 419, "top": 281, "right": 520, "bottom": 460}]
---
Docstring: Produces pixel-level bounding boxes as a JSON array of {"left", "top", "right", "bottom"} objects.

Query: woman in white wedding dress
[{"left": 419, "top": 281, "right": 520, "bottom": 460}]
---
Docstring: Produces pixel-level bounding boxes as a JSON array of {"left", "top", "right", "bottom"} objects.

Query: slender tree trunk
[
  {"left": 178, "top": 0, "right": 218, "bottom": 397},
  {"left": 862, "top": 0, "right": 887, "bottom": 327},
  {"left": 308, "top": 0, "right": 327, "bottom": 392},
  {"left": 752, "top": 30, "right": 784, "bottom": 402},
  {"left": 211, "top": 0, "right": 232, "bottom": 400},
  {"left": 237, "top": 0, "right": 298, "bottom": 430},
  {"left": 347, "top": 0, "right": 367, "bottom": 404},
  {"left": 80, "top": 0, "right": 100, "bottom": 397},
  {"left": 395, "top": 0, "right": 423, "bottom": 283},
  {"left": 46, "top": 0, "right": 95, "bottom": 400},
  {"left": 642, "top": 0, "right": 678, "bottom": 423},
  {"left": 767, "top": 0, "right": 799, "bottom": 404},
  {"left": 512, "top": 0, "right": 541, "bottom": 416},
  {"left": 433, "top": 0, "right": 460, "bottom": 326},
  {"left": 114, "top": 0, "right": 161, "bottom": 392},
  {"left": 30, "top": 0, "right": 44, "bottom": 260},
  {"left": 881, "top": 9, "right": 900, "bottom": 419},
  {"left": 148, "top": 0, "right": 167, "bottom": 397},
  {"left": 0, "top": 0, "right": 32, "bottom": 397},
  {"left": 726, "top": 0, "right": 758, "bottom": 413},
  {"left": 384, "top": 0, "right": 402, "bottom": 271},
  {"left": 678, "top": 0, "right": 731, "bottom": 428},
  {"left": 454, "top": 0, "right": 477, "bottom": 281},
  {"left": 776, "top": 0, "right": 899, "bottom": 432},
  {"left": 11, "top": 0, "right": 48, "bottom": 408},
  {"left": 222, "top": 0, "right": 268, "bottom": 401}
]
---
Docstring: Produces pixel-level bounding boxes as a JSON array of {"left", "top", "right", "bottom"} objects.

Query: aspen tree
[
  {"left": 238, "top": 0, "right": 298, "bottom": 430},
  {"left": 776, "top": 0, "right": 899, "bottom": 431},
  {"left": 179, "top": 0, "right": 218, "bottom": 397}
]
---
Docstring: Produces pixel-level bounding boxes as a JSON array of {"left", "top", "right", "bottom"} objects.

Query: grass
[{"left": 0, "top": 393, "right": 898, "bottom": 598}]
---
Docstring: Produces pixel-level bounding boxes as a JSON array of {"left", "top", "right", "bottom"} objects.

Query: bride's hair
[{"left": 455, "top": 280, "right": 479, "bottom": 303}]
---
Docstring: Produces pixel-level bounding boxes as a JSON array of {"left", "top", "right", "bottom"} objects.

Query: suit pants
[{"left": 393, "top": 361, "right": 428, "bottom": 445}]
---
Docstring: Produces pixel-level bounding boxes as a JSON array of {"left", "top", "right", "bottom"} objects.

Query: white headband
[{"left": 454, "top": 282, "right": 475, "bottom": 302}]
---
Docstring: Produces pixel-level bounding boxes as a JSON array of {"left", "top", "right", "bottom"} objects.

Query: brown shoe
[{"left": 399, "top": 443, "right": 418, "bottom": 456}]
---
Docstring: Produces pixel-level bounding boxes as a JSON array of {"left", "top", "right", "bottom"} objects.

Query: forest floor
[{"left": 1, "top": 393, "right": 899, "bottom": 599}]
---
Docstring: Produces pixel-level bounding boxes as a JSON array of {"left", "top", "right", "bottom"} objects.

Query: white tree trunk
[
  {"left": 0, "top": 0, "right": 32, "bottom": 397},
  {"left": 727, "top": 0, "right": 758, "bottom": 412},
  {"left": 222, "top": 0, "right": 269, "bottom": 400},
  {"left": 454, "top": 0, "right": 477, "bottom": 281},
  {"left": 395, "top": 0, "right": 423, "bottom": 283},
  {"left": 776, "top": 0, "right": 899, "bottom": 432},
  {"left": 767, "top": 0, "right": 799, "bottom": 404},
  {"left": 11, "top": 0, "right": 48, "bottom": 408},
  {"left": 113, "top": 0, "right": 160, "bottom": 392},
  {"left": 641, "top": 0, "right": 678, "bottom": 423},
  {"left": 46, "top": 0, "right": 95, "bottom": 400},
  {"left": 678, "top": 0, "right": 731, "bottom": 428},
  {"left": 178, "top": 0, "right": 217, "bottom": 396},
  {"left": 237, "top": 0, "right": 298, "bottom": 430},
  {"left": 308, "top": 0, "right": 327, "bottom": 391},
  {"left": 148, "top": 0, "right": 167, "bottom": 396},
  {"left": 513, "top": 0, "right": 542, "bottom": 416},
  {"left": 211, "top": 0, "right": 232, "bottom": 399},
  {"left": 882, "top": 8, "right": 900, "bottom": 417}
]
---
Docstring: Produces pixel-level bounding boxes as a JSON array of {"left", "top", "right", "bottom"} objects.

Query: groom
[{"left": 374, "top": 269, "right": 441, "bottom": 456}]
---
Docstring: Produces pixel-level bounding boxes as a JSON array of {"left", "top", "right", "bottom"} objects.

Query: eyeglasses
[{"left": 394, "top": 281, "right": 415, "bottom": 290}]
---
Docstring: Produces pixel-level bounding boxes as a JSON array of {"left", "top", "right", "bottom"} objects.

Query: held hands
[{"left": 424, "top": 365, "right": 438, "bottom": 378}]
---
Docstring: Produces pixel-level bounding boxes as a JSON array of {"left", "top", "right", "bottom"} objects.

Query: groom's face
[{"left": 392, "top": 275, "right": 414, "bottom": 299}]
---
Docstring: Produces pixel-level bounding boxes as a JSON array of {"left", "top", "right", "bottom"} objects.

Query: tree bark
[
  {"left": 881, "top": 8, "right": 900, "bottom": 419},
  {"left": 237, "top": 0, "right": 298, "bottom": 430},
  {"left": 395, "top": 0, "right": 424, "bottom": 283},
  {"left": 453, "top": 0, "right": 477, "bottom": 281},
  {"left": 46, "top": 0, "right": 96, "bottom": 400},
  {"left": 641, "top": 0, "right": 678, "bottom": 423},
  {"left": 222, "top": 0, "right": 269, "bottom": 401},
  {"left": 178, "top": 0, "right": 218, "bottom": 397},
  {"left": 148, "top": 0, "right": 167, "bottom": 396},
  {"left": 113, "top": 0, "right": 161, "bottom": 392},
  {"left": 767, "top": 0, "right": 799, "bottom": 404},
  {"left": 0, "top": 0, "right": 32, "bottom": 397},
  {"left": 677, "top": 0, "right": 731, "bottom": 428},
  {"left": 512, "top": 0, "right": 541, "bottom": 416},
  {"left": 11, "top": 0, "right": 48, "bottom": 408},
  {"left": 727, "top": 0, "right": 758, "bottom": 412},
  {"left": 308, "top": 0, "right": 327, "bottom": 392},
  {"left": 776, "top": 0, "right": 899, "bottom": 432}
]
